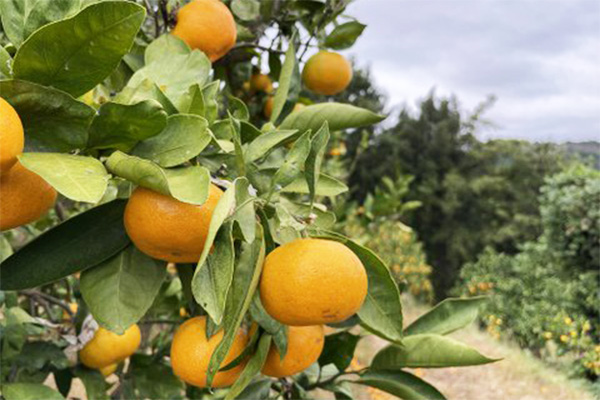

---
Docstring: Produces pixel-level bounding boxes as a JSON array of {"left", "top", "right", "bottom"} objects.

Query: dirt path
[{"left": 354, "top": 298, "right": 595, "bottom": 400}]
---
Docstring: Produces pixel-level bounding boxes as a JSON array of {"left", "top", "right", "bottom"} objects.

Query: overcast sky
[{"left": 342, "top": 0, "right": 600, "bottom": 143}]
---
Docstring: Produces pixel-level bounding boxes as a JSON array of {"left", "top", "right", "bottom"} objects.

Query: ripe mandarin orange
[
  {"left": 0, "top": 97, "right": 24, "bottom": 173},
  {"left": 172, "top": 0, "right": 237, "bottom": 62},
  {"left": 79, "top": 325, "right": 141, "bottom": 369},
  {"left": 124, "top": 184, "right": 222, "bottom": 263},
  {"left": 261, "top": 325, "right": 325, "bottom": 377},
  {"left": 302, "top": 51, "right": 352, "bottom": 95},
  {"left": 250, "top": 74, "right": 273, "bottom": 93},
  {"left": 171, "top": 316, "right": 249, "bottom": 388},
  {"left": 260, "top": 238, "right": 368, "bottom": 326},
  {"left": 0, "top": 162, "right": 57, "bottom": 231}
]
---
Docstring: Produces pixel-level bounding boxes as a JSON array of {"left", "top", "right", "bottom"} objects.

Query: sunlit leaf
[{"left": 404, "top": 297, "right": 488, "bottom": 336}]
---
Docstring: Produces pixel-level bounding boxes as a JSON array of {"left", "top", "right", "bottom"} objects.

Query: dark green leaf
[
  {"left": 372, "top": 334, "right": 500, "bottom": 369},
  {"left": 19, "top": 153, "right": 109, "bottom": 203},
  {"left": 0, "top": 80, "right": 95, "bottom": 152},
  {"left": 233, "top": 178, "right": 256, "bottom": 242},
  {"left": 318, "top": 331, "right": 360, "bottom": 371},
  {"left": 0, "top": 45, "right": 12, "bottom": 78},
  {"left": 105, "top": 151, "right": 210, "bottom": 205},
  {"left": 126, "top": 355, "right": 185, "bottom": 399},
  {"left": 250, "top": 295, "right": 288, "bottom": 358},
  {"left": 13, "top": 1, "right": 145, "bottom": 97},
  {"left": 279, "top": 103, "right": 385, "bottom": 133},
  {"left": 236, "top": 379, "right": 272, "bottom": 400},
  {"left": 324, "top": 21, "right": 366, "bottom": 50},
  {"left": 88, "top": 100, "right": 168, "bottom": 151},
  {"left": 132, "top": 114, "right": 211, "bottom": 167},
  {"left": 225, "top": 334, "right": 272, "bottom": 400},
  {"left": 80, "top": 245, "right": 167, "bottom": 334},
  {"left": 0, "top": 200, "right": 129, "bottom": 290},
  {"left": 404, "top": 297, "right": 488, "bottom": 336},
  {"left": 354, "top": 370, "right": 446, "bottom": 400},
  {"left": 74, "top": 367, "right": 110, "bottom": 400}
]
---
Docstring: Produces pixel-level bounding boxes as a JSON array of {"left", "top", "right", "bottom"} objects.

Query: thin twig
[
  {"left": 233, "top": 43, "right": 285, "bottom": 55},
  {"left": 21, "top": 290, "right": 74, "bottom": 318}
]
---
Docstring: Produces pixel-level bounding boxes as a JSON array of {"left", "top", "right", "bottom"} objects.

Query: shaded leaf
[
  {"left": 236, "top": 379, "right": 272, "bottom": 400},
  {"left": 0, "top": 80, "right": 95, "bottom": 152},
  {"left": 318, "top": 331, "right": 360, "bottom": 371},
  {"left": 74, "top": 367, "right": 109, "bottom": 400},
  {"left": 2, "top": 383, "right": 65, "bottom": 400},
  {"left": 0, "top": 200, "right": 129, "bottom": 290},
  {"left": 269, "top": 131, "right": 311, "bottom": 195},
  {"left": 225, "top": 334, "right": 272, "bottom": 400},
  {"left": 353, "top": 370, "right": 446, "bottom": 400},
  {"left": 250, "top": 295, "right": 287, "bottom": 358},
  {"left": 305, "top": 122, "right": 330, "bottom": 205},
  {"left": 88, "top": 100, "right": 167, "bottom": 151}
]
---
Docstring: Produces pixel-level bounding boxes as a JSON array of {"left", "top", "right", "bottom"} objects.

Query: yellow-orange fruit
[
  {"left": 292, "top": 103, "right": 306, "bottom": 112},
  {"left": 263, "top": 97, "right": 274, "bottom": 119},
  {"left": 261, "top": 325, "right": 324, "bottom": 377},
  {"left": 302, "top": 51, "right": 352, "bottom": 95},
  {"left": 250, "top": 74, "right": 273, "bottom": 93},
  {"left": 0, "top": 97, "right": 24, "bottom": 173},
  {"left": 124, "top": 184, "right": 223, "bottom": 263},
  {"left": 260, "top": 238, "right": 368, "bottom": 326},
  {"left": 99, "top": 363, "right": 118, "bottom": 377},
  {"left": 170, "top": 316, "right": 249, "bottom": 388},
  {"left": 0, "top": 162, "right": 57, "bottom": 231},
  {"left": 79, "top": 325, "right": 141, "bottom": 369},
  {"left": 172, "top": 0, "right": 237, "bottom": 62}
]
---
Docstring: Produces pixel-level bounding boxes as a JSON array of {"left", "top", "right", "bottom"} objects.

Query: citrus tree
[{"left": 0, "top": 1, "right": 498, "bottom": 399}]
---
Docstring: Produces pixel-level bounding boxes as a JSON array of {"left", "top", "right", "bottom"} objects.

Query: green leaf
[
  {"left": 279, "top": 103, "right": 385, "bottom": 133},
  {"left": 249, "top": 295, "right": 288, "bottom": 358},
  {"left": 305, "top": 122, "right": 330, "bottom": 205},
  {"left": 353, "top": 371, "right": 446, "bottom": 400},
  {"left": 235, "top": 379, "right": 272, "bottom": 400},
  {"left": 0, "top": 0, "right": 81, "bottom": 47},
  {"left": 13, "top": 1, "right": 145, "bottom": 97},
  {"left": 372, "top": 334, "right": 500, "bottom": 369},
  {"left": 270, "top": 42, "right": 296, "bottom": 123},
  {"left": 0, "top": 46, "right": 12, "bottom": 78},
  {"left": 324, "top": 21, "right": 366, "bottom": 50},
  {"left": 105, "top": 151, "right": 210, "bottom": 205},
  {"left": 231, "top": 0, "right": 260, "bottom": 21},
  {"left": 281, "top": 171, "right": 348, "bottom": 196},
  {"left": 245, "top": 129, "right": 299, "bottom": 163},
  {"left": 0, "top": 234, "right": 13, "bottom": 262},
  {"left": 0, "top": 200, "right": 129, "bottom": 290},
  {"left": 230, "top": 96, "right": 250, "bottom": 121},
  {"left": 280, "top": 199, "right": 336, "bottom": 229},
  {"left": 206, "top": 225, "right": 265, "bottom": 387},
  {"left": 126, "top": 355, "right": 185, "bottom": 400},
  {"left": 225, "top": 334, "right": 272, "bottom": 400},
  {"left": 126, "top": 50, "right": 210, "bottom": 109},
  {"left": 19, "top": 153, "right": 109, "bottom": 203},
  {"left": 145, "top": 34, "right": 190, "bottom": 65},
  {"left": 74, "top": 367, "right": 109, "bottom": 400},
  {"left": 2, "top": 383, "right": 65, "bottom": 400},
  {"left": 88, "top": 100, "right": 168, "bottom": 151},
  {"left": 314, "top": 231, "right": 403, "bottom": 343},
  {"left": 192, "top": 222, "right": 235, "bottom": 325},
  {"left": 404, "top": 297, "right": 488, "bottom": 336},
  {"left": 318, "top": 331, "right": 360, "bottom": 371},
  {"left": 80, "top": 245, "right": 166, "bottom": 334},
  {"left": 233, "top": 178, "right": 256, "bottom": 242},
  {"left": 270, "top": 131, "right": 311, "bottom": 195},
  {"left": 0, "top": 80, "right": 95, "bottom": 152},
  {"left": 132, "top": 114, "right": 211, "bottom": 167},
  {"left": 115, "top": 78, "right": 178, "bottom": 115}
]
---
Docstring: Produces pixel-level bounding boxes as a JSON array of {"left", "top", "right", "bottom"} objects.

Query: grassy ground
[{"left": 353, "top": 296, "right": 596, "bottom": 400}]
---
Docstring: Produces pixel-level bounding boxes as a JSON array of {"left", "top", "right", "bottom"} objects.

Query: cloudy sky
[{"left": 342, "top": 0, "right": 600, "bottom": 142}]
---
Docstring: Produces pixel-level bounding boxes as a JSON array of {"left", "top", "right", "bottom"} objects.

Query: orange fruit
[
  {"left": 79, "top": 324, "right": 141, "bottom": 369},
  {"left": 261, "top": 325, "right": 324, "bottom": 377},
  {"left": 260, "top": 238, "right": 368, "bottom": 326},
  {"left": 250, "top": 74, "right": 273, "bottom": 93},
  {"left": 99, "top": 363, "right": 118, "bottom": 377},
  {"left": 0, "top": 162, "right": 57, "bottom": 231},
  {"left": 0, "top": 97, "right": 24, "bottom": 173},
  {"left": 302, "top": 51, "right": 352, "bottom": 95},
  {"left": 171, "top": 316, "right": 249, "bottom": 388},
  {"left": 124, "top": 184, "right": 223, "bottom": 263},
  {"left": 172, "top": 0, "right": 237, "bottom": 62},
  {"left": 263, "top": 97, "right": 274, "bottom": 119}
]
